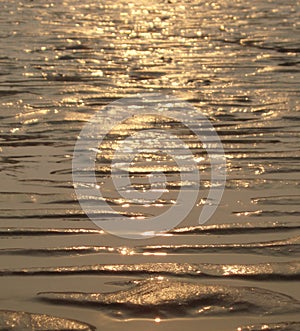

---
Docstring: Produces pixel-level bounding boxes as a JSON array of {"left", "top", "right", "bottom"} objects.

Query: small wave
[
  {"left": 238, "top": 321, "right": 300, "bottom": 331},
  {"left": 0, "top": 227, "right": 102, "bottom": 237},
  {"left": 0, "top": 310, "right": 94, "bottom": 330},
  {"left": 233, "top": 211, "right": 300, "bottom": 217},
  {"left": 138, "top": 236, "right": 300, "bottom": 256},
  {"left": 0, "top": 246, "right": 117, "bottom": 257},
  {"left": 37, "top": 278, "right": 300, "bottom": 319},
  {"left": 168, "top": 221, "right": 300, "bottom": 235},
  {"left": 252, "top": 196, "right": 300, "bottom": 206},
  {"left": 1, "top": 262, "right": 298, "bottom": 281},
  {"left": 0, "top": 237, "right": 298, "bottom": 257},
  {"left": 0, "top": 209, "right": 145, "bottom": 220},
  {"left": 0, "top": 222, "right": 300, "bottom": 236}
]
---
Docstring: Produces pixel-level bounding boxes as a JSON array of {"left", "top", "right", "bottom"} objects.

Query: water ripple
[
  {"left": 0, "top": 237, "right": 298, "bottom": 257},
  {"left": 0, "top": 310, "right": 94, "bottom": 331},
  {"left": 139, "top": 237, "right": 300, "bottom": 256},
  {"left": 0, "top": 262, "right": 298, "bottom": 281},
  {"left": 238, "top": 322, "right": 300, "bottom": 331},
  {"left": 37, "top": 278, "right": 300, "bottom": 319}
]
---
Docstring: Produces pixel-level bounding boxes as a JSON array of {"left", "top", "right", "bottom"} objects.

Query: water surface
[{"left": 0, "top": 0, "right": 299, "bottom": 330}]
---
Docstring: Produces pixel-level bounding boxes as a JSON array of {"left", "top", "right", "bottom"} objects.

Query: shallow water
[{"left": 0, "top": 0, "right": 299, "bottom": 330}]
